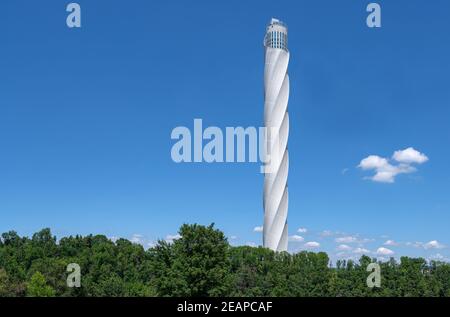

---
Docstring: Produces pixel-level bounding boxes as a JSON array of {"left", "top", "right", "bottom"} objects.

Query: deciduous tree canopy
[{"left": 0, "top": 225, "right": 449, "bottom": 297}]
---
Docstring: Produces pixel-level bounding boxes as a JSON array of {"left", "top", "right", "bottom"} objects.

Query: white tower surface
[{"left": 263, "top": 18, "right": 290, "bottom": 252}]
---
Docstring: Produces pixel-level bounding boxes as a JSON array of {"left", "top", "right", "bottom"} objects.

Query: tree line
[{"left": 0, "top": 224, "right": 449, "bottom": 297}]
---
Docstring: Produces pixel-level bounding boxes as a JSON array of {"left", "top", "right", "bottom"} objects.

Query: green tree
[
  {"left": 228, "top": 246, "right": 275, "bottom": 296},
  {"left": 1, "top": 226, "right": 450, "bottom": 297},
  {"left": 27, "top": 272, "right": 56, "bottom": 297},
  {"left": 0, "top": 269, "right": 12, "bottom": 296},
  {"left": 151, "top": 223, "right": 230, "bottom": 296}
]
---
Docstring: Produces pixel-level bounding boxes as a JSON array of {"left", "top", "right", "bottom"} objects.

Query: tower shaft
[{"left": 263, "top": 18, "right": 289, "bottom": 252}]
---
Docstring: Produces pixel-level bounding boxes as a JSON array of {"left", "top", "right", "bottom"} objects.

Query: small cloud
[
  {"left": 335, "top": 236, "right": 357, "bottom": 244},
  {"left": 353, "top": 247, "right": 370, "bottom": 254},
  {"left": 359, "top": 155, "right": 389, "bottom": 170},
  {"left": 342, "top": 168, "right": 349, "bottom": 175},
  {"left": 165, "top": 234, "right": 181, "bottom": 243},
  {"left": 424, "top": 240, "right": 445, "bottom": 250},
  {"left": 393, "top": 147, "right": 428, "bottom": 164},
  {"left": 336, "top": 244, "right": 352, "bottom": 251},
  {"left": 253, "top": 226, "right": 263, "bottom": 233},
  {"left": 358, "top": 148, "right": 428, "bottom": 183},
  {"left": 289, "top": 235, "right": 304, "bottom": 242},
  {"left": 428, "top": 253, "right": 449, "bottom": 262},
  {"left": 407, "top": 240, "right": 446, "bottom": 250},
  {"left": 359, "top": 237, "right": 375, "bottom": 244},
  {"left": 320, "top": 230, "right": 333, "bottom": 237},
  {"left": 377, "top": 256, "right": 388, "bottom": 262},
  {"left": 229, "top": 235, "right": 238, "bottom": 240},
  {"left": 127, "top": 234, "right": 155, "bottom": 249},
  {"left": 304, "top": 241, "right": 320, "bottom": 249},
  {"left": 109, "top": 236, "right": 119, "bottom": 243},
  {"left": 406, "top": 241, "right": 423, "bottom": 248},
  {"left": 384, "top": 240, "right": 399, "bottom": 246},
  {"left": 246, "top": 241, "right": 257, "bottom": 247},
  {"left": 376, "top": 247, "right": 394, "bottom": 256},
  {"left": 335, "top": 252, "right": 358, "bottom": 261},
  {"left": 297, "top": 227, "right": 308, "bottom": 234},
  {"left": 131, "top": 234, "right": 144, "bottom": 244},
  {"left": 334, "top": 234, "right": 373, "bottom": 246}
]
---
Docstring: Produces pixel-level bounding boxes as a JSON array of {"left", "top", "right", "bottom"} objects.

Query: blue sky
[{"left": 1, "top": 0, "right": 449, "bottom": 262}]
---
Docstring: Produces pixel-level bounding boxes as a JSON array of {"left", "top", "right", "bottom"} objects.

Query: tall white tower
[{"left": 263, "top": 18, "right": 289, "bottom": 252}]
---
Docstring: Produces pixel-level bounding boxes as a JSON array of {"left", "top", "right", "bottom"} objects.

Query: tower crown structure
[
  {"left": 264, "top": 18, "right": 288, "bottom": 51},
  {"left": 263, "top": 18, "right": 290, "bottom": 252}
]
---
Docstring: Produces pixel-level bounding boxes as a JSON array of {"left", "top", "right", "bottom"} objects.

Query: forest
[{"left": 0, "top": 224, "right": 449, "bottom": 297}]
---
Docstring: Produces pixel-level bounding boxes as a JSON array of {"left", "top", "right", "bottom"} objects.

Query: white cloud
[
  {"left": 289, "top": 235, "right": 304, "bottom": 242},
  {"left": 165, "top": 234, "right": 181, "bottom": 243},
  {"left": 406, "top": 240, "right": 446, "bottom": 250},
  {"left": 304, "top": 241, "right": 320, "bottom": 249},
  {"left": 406, "top": 241, "right": 423, "bottom": 248},
  {"left": 376, "top": 247, "right": 394, "bottom": 256},
  {"left": 428, "top": 254, "right": 449, "bottom": 262},
  {"left": 131, "top": 234, "right": 143, "bottom": 244},
  {"left": 335, "top": 236, "right": 357, "bottom": 244},
  {"left": 336, "top": 244, "right": 352, "bottom": 251},
  {"left": 253, "top": 226, "right": 263, "bottom": 233},
  {"left": 359, "top": 237, "right": 375, "bottom": 244},
  {"left": 424, "top": 240, "right": 445, "bottom": 250},
  {"left": 109, "top": 236, "right": 119, "bottom": 243},
  {"left": 358, "top": 156, "right": 414, "bottom": 183},
  {"left": 229, "top": 235, "right": 238, "bottom": 240},
  {"left": 359, "top": 155, "right": 389, "bottom": 170},
  {"left": 333, "top": 234, "right": 374, "bottom": 247},
  {"left": 358, "top": 148, "right": 428, "bottom": 183},
  {"left": 297, "top": 227, "right": 308, "bottom": 234},
  {"left": 372, "top": 165, "right": 415, "bottom": 183},
  {"left": 353, "top": 247, "right": 370, "bottom": 254},
  {"left": 320, "top": 230, "right": 333, "bottom": 237},
  {"left": 393, "top": 147, "right": 429, "bottom": 164},
  {"left": 246, "top": 241, "right": 257, "bottom": 247},
  {"left": 335, "top": 252, "right": 357, "bottom": 260},
  {"left": 129, "top": 234, "right": 156, "bottom": 250},
  {"left": 384, "top": 240, "right": 399, "bottom": 246}
]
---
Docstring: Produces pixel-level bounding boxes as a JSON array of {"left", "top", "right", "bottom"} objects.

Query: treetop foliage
[{"left": 0, "top": 224, "right": 449, "bottom": 297}]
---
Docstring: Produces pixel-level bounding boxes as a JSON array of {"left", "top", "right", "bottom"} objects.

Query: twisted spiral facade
[{"left": 263, "top": 19, "right": 289, "bottom": 252}]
